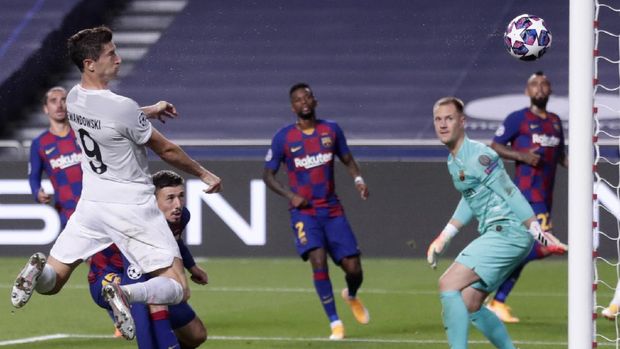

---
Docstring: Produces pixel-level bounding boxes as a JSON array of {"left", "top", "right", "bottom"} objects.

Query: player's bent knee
[
  {"left": 177, "top": 319, "right": 207, "bottom": 348},
  {"left": 170, "top": 279, "right": 185, "bottom": 305}
]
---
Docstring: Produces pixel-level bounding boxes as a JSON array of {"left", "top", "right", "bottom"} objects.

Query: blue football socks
[{"left": 313, "top": 269, "right": 339, "bottom": 322}]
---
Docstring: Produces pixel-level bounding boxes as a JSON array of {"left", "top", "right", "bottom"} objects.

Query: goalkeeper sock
[
  {"left": 470, "top": 307, "right": 516, "bottom": 349},
  {"left": 313, "top": 269, "right": 339, "bottom": 322},
  {"left": 440, "top": 290, "right": 469, "bottom": 349},
  {"left": 494, "top": 264, "right": 525, "bottom": 303}
]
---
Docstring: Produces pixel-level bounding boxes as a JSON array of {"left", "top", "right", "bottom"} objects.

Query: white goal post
[{"left": 568, "top": 0, "right": 594, "bottom": 347}]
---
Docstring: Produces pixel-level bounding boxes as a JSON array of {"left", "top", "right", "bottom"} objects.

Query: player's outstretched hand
[
  {"left": 426, "top": 224, "right": 458, "bottom": 269},
  {"left": 146, "top": 101, "right": 178, "bottom": 123},
  {"left": 427, "top": 234, "right": 447, "bottom": 269},
  {"left": 356, "top": 182, "right": 369, "bottom": 200},
  {"left": 201, "top": 172, "right": 222, "bottom": 194},
  {"left": 528, "top": 221, "right": 568, "bottom": 253},
  {"left": 189, "top": 265, "right": 208, "bottom": 285},
  {"left": 542, "top": 231, "right": 568, "bottom": 255}
]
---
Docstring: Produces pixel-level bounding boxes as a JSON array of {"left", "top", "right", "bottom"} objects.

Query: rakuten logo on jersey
[
  {"left": 50, "top": 153, "right": 82, "bottom": 170},
  {"left": 294, "top": 153, "right": 333, "bottom": 169},
  {"left": 532, "top": 134, "right": 560, "bottom": 147}
]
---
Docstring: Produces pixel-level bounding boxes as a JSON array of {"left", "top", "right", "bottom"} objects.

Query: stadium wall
[{"left": 0, "top": 160, "right": 582, "bottom": 259}]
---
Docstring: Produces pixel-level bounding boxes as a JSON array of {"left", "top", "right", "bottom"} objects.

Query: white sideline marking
[
  {"left": 0, "top": 334, "right": 111, "bottom": 346},
  {"left": 0, "top": 333, "right": 569, "bottom": 347}
]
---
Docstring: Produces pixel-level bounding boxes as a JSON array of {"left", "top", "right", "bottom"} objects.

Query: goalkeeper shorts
[{"left": 456, "top": 222, "right": 533, "bottom": 293}]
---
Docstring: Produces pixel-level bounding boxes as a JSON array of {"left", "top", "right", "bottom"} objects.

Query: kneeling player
[{"left": 89, "top": 170, "right": 207, "bottom": 348}]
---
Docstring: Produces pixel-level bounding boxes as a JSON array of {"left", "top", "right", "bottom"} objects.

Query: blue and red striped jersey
[
  {"left": 265, "top": 119, "right": 351, "bottom": 216},
  {"left": 28, "top": 129, "right": 82, "bottom": 226},
  {"left": 493, "top": 107, "right": 565, "bottom": 207}
]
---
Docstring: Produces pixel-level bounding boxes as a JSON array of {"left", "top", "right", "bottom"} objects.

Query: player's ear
[{"left": 84, "top": 59, "right": 95, "bottom": 72}]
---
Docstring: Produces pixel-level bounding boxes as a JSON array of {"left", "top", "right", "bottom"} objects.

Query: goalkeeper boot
[
  {"left": 602, "top": 303, "right": 620, "bottom": 320},
  {"left": 486, "top": 299, "right": 520, "bottom": 323},
  {"left": 341, "top": 288, "right": 370, "bottom": 324},
  {"left": 11, "top": 252, "right": 46, "bottom": 308},
  {"left": 103, "top": 283, "right": 135, "bottom": 340},
  {"left": 329, "top": 320, "right": 345, "bottom": 340}
]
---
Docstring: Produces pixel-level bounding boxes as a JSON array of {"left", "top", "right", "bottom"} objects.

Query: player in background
[
  {"left": 263, "top": 83, "right": 370, "bottom": 340},
  {"left": 11, "top": 26, "right": 222, "bottom": 340},
  {"left": 89, "top": 170, "right": 207, "bottom": 348},
  {"left": 29, "top": 86, "right": 82, "bottom": 229},
  {"left": 427, "top": 96, "right": 565, "bottom": 349},
  {"left": 487, "top": 72, "right": 568, "bottom": 323}
]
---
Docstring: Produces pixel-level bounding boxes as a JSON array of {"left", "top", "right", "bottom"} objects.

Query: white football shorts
[{"left": 50, "top": 195, "right": 181, "bottom": 273}]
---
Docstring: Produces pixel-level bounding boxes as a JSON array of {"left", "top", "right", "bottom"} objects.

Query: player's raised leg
[
  {"left": 11, "top": 253, "right": 80, "bottom": 308},
  {"left": 340, "top": 256, "right": 370, "bottom": 324}
]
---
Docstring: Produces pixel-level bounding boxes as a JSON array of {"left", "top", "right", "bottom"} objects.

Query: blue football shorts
[{"left": 289, "top": 209, "right": 360, "bottom": 264}]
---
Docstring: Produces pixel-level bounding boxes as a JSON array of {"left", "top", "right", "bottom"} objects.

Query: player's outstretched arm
[
  {"left": 486, "top": 169, "right": 568, "bottom": 252},
  {"left": 141, "top": 101, "right": 178, "bottom": 123},
  {"left": 340, "top": 153, "right": 368, "bottom": 200},
  {"left": 147, "top": 128, "right": 222, "bottom": 193}
]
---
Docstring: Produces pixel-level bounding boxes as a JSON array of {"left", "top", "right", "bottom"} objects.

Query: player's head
[
  {"left": 526, "top": 71, "right": 552, "bottom": 110},
  {"left": 42, "top": 86, "right": 67, "bottom": 123},
  {"left": 289, "top": 82, "right": 318, "bottom": 120},
  {"left": 433, "top": 97, "right": 466, "bottom": 148},
  {"left": 153, "top": 170, "right": 185, "bottom": 225},
  {"left": 67, "top": 26, "right": 121, "bottom": 81}
]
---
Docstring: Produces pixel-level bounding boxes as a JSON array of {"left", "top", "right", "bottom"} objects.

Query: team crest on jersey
[
  {"left": 478, "top": 155, "right": 491, "bottom": 166},
  {"left": 553, "top": 122, "right": 561, "bottom": 131},
  {"left": 494, "top": 125, "right": 505, "bottom": 137},
  {"left": 126, "top": 264, "right": 143, "bottom": 280},
  {"left": 138, "top": 112, "right": 148, "bottom": 127},
  {"left": 321, "top": 136, "right": 332, "bottom": 147}
]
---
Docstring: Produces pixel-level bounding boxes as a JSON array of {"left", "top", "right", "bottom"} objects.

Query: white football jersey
[{"left": 66, "top": 84, "right": 155, "bottom": 204}]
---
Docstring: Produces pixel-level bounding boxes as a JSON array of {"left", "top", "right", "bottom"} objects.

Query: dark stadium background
[{"left": 0, "top": 0, "right": 614, "bottom": 258}]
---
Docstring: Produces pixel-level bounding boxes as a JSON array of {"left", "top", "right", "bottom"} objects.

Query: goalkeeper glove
[
  {"left": 528, "top": 221, "right": 569, "bottom": 253},
  {"left": 427, "top": 223, "right": 458, "bottom": 269}
]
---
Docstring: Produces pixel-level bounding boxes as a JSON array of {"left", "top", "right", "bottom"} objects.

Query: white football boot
[
  {"left": 11, "top": 252, "right": 46, "bottom": 308},
  {"left": 102, "top": 283, "right": 135, "bottom": 340}
]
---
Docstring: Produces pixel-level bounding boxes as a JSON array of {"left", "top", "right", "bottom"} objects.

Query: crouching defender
[
  {"left": 427, "top": 97, "right": 566, "bottom": 349},
  {"left": 89, "top": 170, "right": 207, "bottom": 348}
]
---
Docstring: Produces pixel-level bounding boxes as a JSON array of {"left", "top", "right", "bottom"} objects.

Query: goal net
[{"left": 592, "top": 1, "right": 620, "bottom": 348}]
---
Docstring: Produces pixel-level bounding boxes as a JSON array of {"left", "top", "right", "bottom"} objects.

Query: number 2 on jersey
[
  {"left": 295, "top": 222, "right": 308, "bottom": 245},
  {"left": 78, "top": 129, "right": 108, "bottom": 174}
]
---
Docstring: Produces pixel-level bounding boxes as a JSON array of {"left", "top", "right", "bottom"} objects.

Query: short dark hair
[
  {"left": 152, "top": 170, "right": 184, "bottom": 191},
  {"left": 67, "top": 26, "right": 113, "bottom": 72},
  {"left": 289, "top": 82, "right": 313, "bottom": 99},
  {"left": 433, "top": 96, "right": 465, "bottom": 114}
]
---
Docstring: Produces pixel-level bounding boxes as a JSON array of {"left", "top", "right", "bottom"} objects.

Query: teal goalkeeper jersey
[{"left": 447, "top": 137, "right": 530, "bottom": 234}]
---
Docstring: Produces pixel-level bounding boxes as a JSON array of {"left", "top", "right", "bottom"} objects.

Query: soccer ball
[{"left": 503, "top": 14, "right": 552, "bottom": 61}]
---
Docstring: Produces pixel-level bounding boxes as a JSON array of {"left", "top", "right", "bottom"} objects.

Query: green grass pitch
[{"left": 0, "top": 257, "right": 613, "bottom": 348}]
